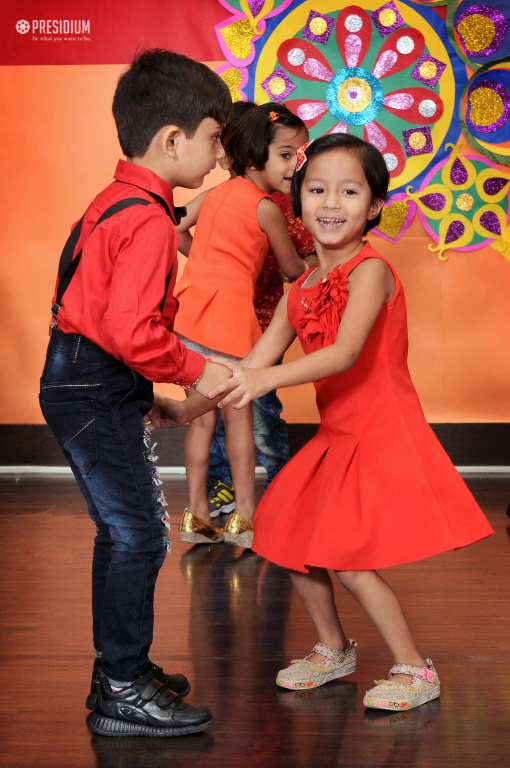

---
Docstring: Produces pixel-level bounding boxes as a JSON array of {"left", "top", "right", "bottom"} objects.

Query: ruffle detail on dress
[{"left": 298, "top": 266, "right": 349, "bottom": 347}]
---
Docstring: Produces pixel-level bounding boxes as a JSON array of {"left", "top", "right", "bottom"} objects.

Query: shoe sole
[
  {"left": 86, "top": 682, "right": 191, "bottom": 711},
  {"left": 209, "top": 501, "right": 235, "bottom": 518},
  {"left": 363, "top": 685, "right": 440, "bottom": 711},
  {"left": 89, "top": 713, "right": 214, "bottom": 737},
  {"left": 276, "top": 661, "right": 357, "bottom": 690},
  {"left": 179, "top": 532, "right": 224, "bottom": 545},
  {"left": 222, "top": 530, "right": 254, "bottom": 548}
]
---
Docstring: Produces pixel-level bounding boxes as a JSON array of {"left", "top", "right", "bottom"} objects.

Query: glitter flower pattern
[
  {"left": 460, "top": 58, "right": 510, "bottom": 166},
  {"left": 299, "top": 266, "right": 350, "bottom": 347},
  {"left": 263, "top": 5, "right": 445, "bottom": 178},
  {"left": 449, "top": 0, "right": 510, "bottom": 67},
  {"left": 404, "top": 143, "right": 510, "bottom": 259}
]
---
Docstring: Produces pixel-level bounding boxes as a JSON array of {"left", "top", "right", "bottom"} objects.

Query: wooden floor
[{"left": 0, "top": 474, "right": 509, "bottom": 768}]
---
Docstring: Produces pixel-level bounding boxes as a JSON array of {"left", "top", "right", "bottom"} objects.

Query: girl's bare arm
[
  {"left": 149, "top": 294, "right": 297, "bottom": 427},
  {"left": 176, "top": 189, "right": 212, "bottom": 256},
  {"left": 210, "top": 258, "right": 395, "bottom": 408},
  {"left": 257, "top": 199, "right": 316, "bottom": 281},
  {"left": 243, "top": 292, "right": 297, "bottom": 368}
]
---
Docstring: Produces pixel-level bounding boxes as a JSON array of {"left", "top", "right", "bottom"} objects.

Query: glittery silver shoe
[{"left": 276, "top": 640, "right": 357, "bottom": 690}]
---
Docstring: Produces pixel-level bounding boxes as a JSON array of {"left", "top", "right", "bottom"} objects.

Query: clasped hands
[{"left": 146, "top": 358, "right": 274, "bottom": 431}]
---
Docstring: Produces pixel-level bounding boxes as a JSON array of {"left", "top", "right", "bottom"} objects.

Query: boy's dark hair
[
  {"left": 291, "top": 134, "right": 389, "bottom": 234},
  {"left": 223, "top": 102, "right": 306, "bottom": 178},
  {"left": 113, "top": 49, "right": 232, "bottom": 158}
]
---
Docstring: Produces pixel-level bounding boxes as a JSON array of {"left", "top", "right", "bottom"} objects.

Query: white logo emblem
[{"left": 16, "top": 20, "right": 31, "bottom": 34}]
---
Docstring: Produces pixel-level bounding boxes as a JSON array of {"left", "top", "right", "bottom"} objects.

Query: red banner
[{"left": 0, "top": 0, "right": 225, "bottom": 65}]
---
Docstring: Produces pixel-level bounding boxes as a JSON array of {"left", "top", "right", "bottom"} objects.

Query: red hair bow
[{"left": 296, "top": 141, "right": 313, "bottom": 172}]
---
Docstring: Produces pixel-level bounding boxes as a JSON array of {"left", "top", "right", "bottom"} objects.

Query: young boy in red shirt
[{"left": 39, "top": 49, "right": 231, "bottom": 738}]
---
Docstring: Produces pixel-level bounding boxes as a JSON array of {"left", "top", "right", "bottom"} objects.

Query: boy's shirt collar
[{"left": 114, "top": 160, "right": 178, "bottom": 220}]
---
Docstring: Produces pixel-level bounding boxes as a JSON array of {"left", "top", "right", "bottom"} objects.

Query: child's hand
[
  {"left": 146, "top": 393, "right": 186, "bottom": 429},
  {"left": 207, "top": 358, "right": 274, "bottom": 408}
]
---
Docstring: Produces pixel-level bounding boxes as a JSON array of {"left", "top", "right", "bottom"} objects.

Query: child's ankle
[
  {"left": 233, "top": 507, "right": 255, "bottom": 523},
  {"left": 187, "top": 506, "right": 213, "bottom": 524}
]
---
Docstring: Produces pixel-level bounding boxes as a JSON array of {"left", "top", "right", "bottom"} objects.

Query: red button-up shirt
[{"left": 54, "top": 161, "right": 204, "bottom": 385}]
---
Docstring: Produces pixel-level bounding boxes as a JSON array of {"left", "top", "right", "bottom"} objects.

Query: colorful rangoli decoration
[
  {"left": 215, "top": 1, "right": 293, "bottom": 68},
  {"left": 460, "top": 56, "right": 510, "bottom": 166},
  {"left": 447, "top": 0, "right": 510, "bottom": 68},
  {"left": 256, "top": 4, "right": 451, "bottom": 183},
  {"left": 214, "top": 0, "right": 510, "bottom": 258},
  {"left": 403, "top": 144, "right": 510, "bottom": 258}
]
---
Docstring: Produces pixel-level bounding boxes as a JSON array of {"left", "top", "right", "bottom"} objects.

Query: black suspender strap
[
  {"left": 50, "top": 190, "right": 186, "bottom": 327},
  {"left": 51, "top": 197, "right": 151, "bottom": 319},
  {"left": 143, "top": 190, "right": 187, "bottom": 226}
]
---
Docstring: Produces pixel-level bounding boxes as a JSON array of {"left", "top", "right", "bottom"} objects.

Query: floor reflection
[
  {"left": 179, "top": 543, "right": 443, "bottom": 768},
  {"left": 89, "top": 727, "right": 215, "bottom": 768}
]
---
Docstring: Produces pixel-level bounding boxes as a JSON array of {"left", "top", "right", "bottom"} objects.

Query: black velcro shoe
[
  {"left": 89, "top": 669, "right": 213, "bottom": 737},
  {"left": 86, "top": 658, "right": 191, "bottom": 710}
]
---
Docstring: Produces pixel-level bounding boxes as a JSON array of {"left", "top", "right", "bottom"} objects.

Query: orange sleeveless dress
[
  {"left": 174, "top": 177, "right": 270, "bottom": 358},
  {"left": 252, "top": 244, "right": 494, "bottom": 572}
]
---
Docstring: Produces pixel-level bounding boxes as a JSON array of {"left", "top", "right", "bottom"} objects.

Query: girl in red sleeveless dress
[
  {"left": 208, "top": 134, "right": 493, "bottom": 711},
  {"left": 173, "top": 104, "right": 312, "bottom": 548}
]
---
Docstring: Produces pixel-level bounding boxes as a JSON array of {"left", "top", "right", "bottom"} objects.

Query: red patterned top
[{"left": 253, "top": 192, "right": 315, "bottom": 332}]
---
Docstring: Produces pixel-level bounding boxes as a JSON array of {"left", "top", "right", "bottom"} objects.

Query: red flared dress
[{"left": 252, "top": 244, "right": 494, "bottom": 572}]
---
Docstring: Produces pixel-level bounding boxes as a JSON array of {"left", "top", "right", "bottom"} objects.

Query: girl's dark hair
[
  {"left": 224, "top": 103, "right": 306, "bottom": 177},
  {"left": 220, "top": 101, "right": 256, "bottom": 143},
  {"left": 291, "top": 134, "right": 389, "bottom": 234},
  {"left": 113, "top": 49, "right": 232, "bottom": 158}
]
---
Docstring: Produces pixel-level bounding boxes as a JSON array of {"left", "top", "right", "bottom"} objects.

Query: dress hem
[{"left": 252, "top": 528, "right": 494, "bottom": 573}]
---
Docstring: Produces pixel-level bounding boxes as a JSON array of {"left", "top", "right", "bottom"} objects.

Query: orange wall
[{"left": 1, "top": 64, "right": 509, "bottom": 424}]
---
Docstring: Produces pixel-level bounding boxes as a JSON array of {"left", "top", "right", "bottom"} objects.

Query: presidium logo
[{"left": 15, "top": 18, "right": 91, "bottom": 41}]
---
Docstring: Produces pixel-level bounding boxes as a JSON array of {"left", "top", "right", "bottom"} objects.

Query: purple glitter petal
[
  {"left": 467, "top": 79, "right": 510, "bottom": 133},
  {"left": 261, "top": 67, "right": 296, "bottom": 103},
  {"left": 411, "top": 54, "right": 446, "bottom": 89},
  {"left": 297, "top": 101, "right": 329, "bottom": 121},
  {"left": 303, "top": 11, "right": 335, "bottom": 45},
  {"left": 383, "top": 92, "right": 414, "bottom": 110},
  {"left": 303, "top": 58, "right": 333, "bottom": 82},
  {"left": 456, "top": 5, "right": 507, "bottom": 57},
  {"left": 445, "top": 220, "right": 465, "bottom": 244},
  {"left": 480, "top": 210, "right": 502, "bottom": 235},
  {"left": 365, "top": 121, "right": 387, "bottom": 152},
  {"left": 370, "top": 1, "right": 405, "bottom": 38},
  {"left": 373, "top": 50, "right": 398, "bottom": 79},
  {"left": 402, "top": 126, "right": 433, "bottom": 156},
  {"left": 483, "top": 176, "right": 510, "bottom": 195},
  {"left": 450, "top": 158, "right": 469, "bottom": 185},
  {"left": 419, "top": 193, "right": 446, "bottom": 211},
  {"left": 345, "top": 34, "right": 362, "bottom": 67},
  {"left": 248, "top": 0, "right": 265, "bottom": 17}
]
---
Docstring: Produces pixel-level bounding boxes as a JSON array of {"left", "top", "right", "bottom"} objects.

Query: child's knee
[
  {"left": 222, "top": 401, "right": 252, "bottom": 423},
  {"left": 188, "top": 411, "right": 217, "bottom": 430},
  {"left": 335, "top": 569, "right": 373, "bottom": 592}
]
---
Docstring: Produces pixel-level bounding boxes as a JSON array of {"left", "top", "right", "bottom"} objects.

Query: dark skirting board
[{"left": 0, "top": 423, "right": 509, "bottom": 467}]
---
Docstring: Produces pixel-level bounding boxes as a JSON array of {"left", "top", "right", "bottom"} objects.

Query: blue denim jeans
[
  {"left": 39, "top": 330, "right": 168, "bottom": 684},
  {"left": 209, "top": 389, "right": 290, "bottom": 492}
]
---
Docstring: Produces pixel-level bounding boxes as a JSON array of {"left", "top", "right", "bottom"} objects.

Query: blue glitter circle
[{"left": 326, "top": 67, "right": 384, "bottom": 126}]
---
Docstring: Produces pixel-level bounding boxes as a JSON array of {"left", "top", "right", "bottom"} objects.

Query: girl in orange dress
[
  {"left": 174, "top": 103, "right": 313, "bottom": 548},
  {"left": 208, "top": 134, "right": 493, "bottom": 711}
]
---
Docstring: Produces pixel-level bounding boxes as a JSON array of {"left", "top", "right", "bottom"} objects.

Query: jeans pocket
[{"left": 40, "top": 399, "right": 98, "bottom": 475}]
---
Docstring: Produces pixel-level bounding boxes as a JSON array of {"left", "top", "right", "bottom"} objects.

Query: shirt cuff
[{"left": 173, "top": 348, "right": 205, "bottom": 387}]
